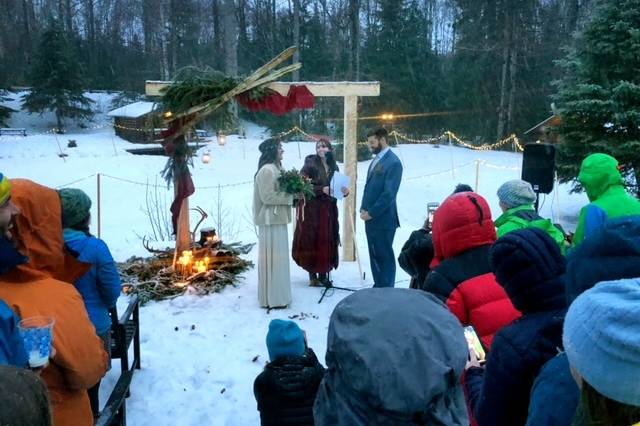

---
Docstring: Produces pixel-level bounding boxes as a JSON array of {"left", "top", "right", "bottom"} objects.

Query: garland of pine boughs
[
  {"left": 160, "top": 66, "right": 276, "bottom": 119},
  {"left": 278, "top": 169, "right": 315, "bottom": 199}
]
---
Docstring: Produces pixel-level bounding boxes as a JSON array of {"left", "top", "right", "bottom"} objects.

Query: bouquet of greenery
[{"left": 278, "top": 169, "right": 315, "bottom": 200}]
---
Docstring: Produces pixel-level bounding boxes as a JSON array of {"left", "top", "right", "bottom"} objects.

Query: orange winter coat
[{"left": 0, "top": 179, "right": 108, "bottom": 426}]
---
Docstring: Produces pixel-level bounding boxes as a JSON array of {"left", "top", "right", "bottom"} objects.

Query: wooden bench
[
  {"left": 95, "top": 370, "right": 134, "bottom": 426},
  {"left": 96, "top": 295, "right": 141, "bottom": 426},
  {"left": 0, "top": 128, "right": 27, "bottom": 136},
  {"left": 109, "top": 294, "right": 141, "bottom": 374}
]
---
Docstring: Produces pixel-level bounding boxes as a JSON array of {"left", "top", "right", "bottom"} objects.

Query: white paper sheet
[{"left": 330, "top": 172, "right": 351, "bottom": 200}]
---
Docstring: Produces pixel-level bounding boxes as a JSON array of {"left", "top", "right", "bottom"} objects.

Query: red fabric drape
[{"left": 236, "top": 85, "right": 315, "bottom": 115}]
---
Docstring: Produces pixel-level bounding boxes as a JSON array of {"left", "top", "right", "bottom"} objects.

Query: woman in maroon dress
[{"left": 292, "top": 139, "right": 349, "bottom": 286}]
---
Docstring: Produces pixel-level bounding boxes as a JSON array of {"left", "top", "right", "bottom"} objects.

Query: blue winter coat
[
  {"left": 64, "top": 230, "right": 121, "bottom": 335},
  {"left": 526, "top": 353, "right": 579, "bottom": 426},
  {"left": 0, "top": 299, "right": 28, "bottom": 367},
  {"left": 465, "top": 228, "right": 567, "bottom": 426}
]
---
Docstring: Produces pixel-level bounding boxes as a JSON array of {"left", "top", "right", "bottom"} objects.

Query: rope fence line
[
  {"left": 403, "top": 161, "right": 477, "bottom": 181},
  {"left": 56, "top": 174, "right": 97, "bottom": 188},
  {"left": 54, "top": 157, "right": 521, "bottom": 191}
]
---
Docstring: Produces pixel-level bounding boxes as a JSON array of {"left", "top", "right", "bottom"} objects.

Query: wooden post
[
  {"left": 175, "top": 181, "right": 191, "bottom": 259},
  {"left": 97, "top": 173, "right": 101, "bottom": 238},
  {"left": 474, "top": 160, "right": 481, "bottom": 193},
  {"left": 343, "top": 95, "right": 358, "bottom": 261}
]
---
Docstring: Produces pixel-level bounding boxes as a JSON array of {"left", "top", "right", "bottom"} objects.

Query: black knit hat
[{"left": 490, "top": 227, "right": 566, "bottom": 313}]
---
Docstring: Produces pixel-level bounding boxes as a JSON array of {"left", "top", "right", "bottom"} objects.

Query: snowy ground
[{"left": 0, "top": 92, "right": 587, "bottom": 425}]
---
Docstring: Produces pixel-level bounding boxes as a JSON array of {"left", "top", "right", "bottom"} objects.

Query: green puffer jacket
[
  {"left": 573, "top": 153, "right": 640, "bottom": 245},
  {"left": 495, "top": 205, "right": 567, "bottom": 253}
]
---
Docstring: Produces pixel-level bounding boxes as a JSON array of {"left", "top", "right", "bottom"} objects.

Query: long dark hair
[
  {"left": 318, "top": 139, "right": 338, "bottom": 173},
  {"left": 572, "top": 381, "right": 640, "bottom": 426},
  {"left": 255, "top": 138, "right": 281, "bottom": 177}
]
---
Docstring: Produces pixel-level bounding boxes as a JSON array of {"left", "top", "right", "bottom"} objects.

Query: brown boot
[{"left": 309, "top": 272, "right": 321, "bottom": 287}]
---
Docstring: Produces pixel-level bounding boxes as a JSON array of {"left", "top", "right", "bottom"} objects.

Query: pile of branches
[{"left": 118, "top": 242, "right": 254, "bottom": 304}]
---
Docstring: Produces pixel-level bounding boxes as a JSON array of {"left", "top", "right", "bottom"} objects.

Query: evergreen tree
[
  {"left": 22, "top": 22, "right": 94, "bottom": 132},
  {"left": 554, "top": 0, "right": 640, "bottom": 194},
  {"left": 0, "top": 90, "right": 14, "bottom": 127}
]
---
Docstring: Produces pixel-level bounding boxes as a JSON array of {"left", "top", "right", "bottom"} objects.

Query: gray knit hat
[
  {"left": 497, "top": 180, "right": 537, "bottom": 208},
  {"left": 0, "top": 365, "right": 52, "bottom": 426},
  {"left": 58, "top": 188, "right": 92, "bottom": 229}
]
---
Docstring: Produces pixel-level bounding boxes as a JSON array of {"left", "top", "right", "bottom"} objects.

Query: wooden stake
[
  {"left": 475, "top": 160, "right": 481, "bottom": 192},
  {"left": 97, "top": 173, "right": 102, "bottom": 238},
  {"left": 343, "top": 95, "right": 358, "bottom": 262}
]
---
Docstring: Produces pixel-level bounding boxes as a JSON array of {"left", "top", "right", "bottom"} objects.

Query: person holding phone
[
  {"left": 292, "top": 139, "right": 348, "bottom": 287},
  {"left": 464, "top": 228, "right": 567, "bottom": 426},
  {"left": 398, "top": 184, "right": 472, "bottom": 290}
]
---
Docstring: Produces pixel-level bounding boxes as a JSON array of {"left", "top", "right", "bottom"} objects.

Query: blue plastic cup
[{"left": 18, "top": 316, "right": 55, "bottom": 368}]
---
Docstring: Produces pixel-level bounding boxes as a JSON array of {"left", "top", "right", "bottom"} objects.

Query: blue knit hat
[
  {"left": 266, "top": 319, "right": 305, "bottom": 362},
  {"left": 497, "top": 179, "right": 537, "bottom": 208},
  {"left": 563, "top": 278, "right": 640, "bottom": 406}
]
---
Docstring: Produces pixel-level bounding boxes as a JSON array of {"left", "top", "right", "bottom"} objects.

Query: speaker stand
[{"left": 317, "top": 273, "right": 356, "bottom": 304}]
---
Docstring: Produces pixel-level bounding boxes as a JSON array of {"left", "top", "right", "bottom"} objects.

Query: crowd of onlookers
[
  {"left": 254, "top": 152, "right": 640, "bottom": 426},
  {"left": 0, "top": 174, "right": 120, "bottom": 425}
]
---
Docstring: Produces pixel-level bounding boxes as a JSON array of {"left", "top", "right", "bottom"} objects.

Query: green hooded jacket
[
  {"left": 573, "top": 153, "right": 640, "bottom": 245},
  {"left": 495, "top": 204, "right": 567, "bottom": 253}
]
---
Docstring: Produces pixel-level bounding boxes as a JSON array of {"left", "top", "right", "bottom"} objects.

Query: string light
[{"left": 1, "top": 120, "right": 525, "bottom": 154}]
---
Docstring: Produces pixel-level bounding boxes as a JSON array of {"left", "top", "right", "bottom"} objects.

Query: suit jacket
[{"left": 360, "top": 149, "right": 402, "bottom": 230}]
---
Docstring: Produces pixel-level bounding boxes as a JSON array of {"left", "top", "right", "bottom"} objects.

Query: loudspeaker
[{"left": 522, "top": 143, "right": 556, "bottom": 194}]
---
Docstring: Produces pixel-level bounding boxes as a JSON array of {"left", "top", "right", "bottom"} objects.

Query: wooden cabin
[{"left": 108, "top": 101, "right": 159, "bottom": 143}]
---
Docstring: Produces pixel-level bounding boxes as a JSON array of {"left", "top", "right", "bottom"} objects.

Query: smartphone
[
  {"left": 426, "top": 202, "right": 439, "bottom": 228},
  {"left": 464, "top": 326, "right": 486, "bottom": 364}
]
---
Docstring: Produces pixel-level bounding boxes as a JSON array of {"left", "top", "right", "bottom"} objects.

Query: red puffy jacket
[{"left": 421, "top": 192, "right": 520, "bottom": 349}]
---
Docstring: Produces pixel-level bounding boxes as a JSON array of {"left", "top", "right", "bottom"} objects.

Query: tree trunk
[
  {"left": 159, "top": 0, "right": 170, "bottom": 79},
  {"left": 270, "top": 0, "right": 276, "bottom": 56},
  {"left": 56, "top": 111, "right": 63, "bottom": 132},
  {"left": 237, "top": 0, "right": 248, "bottom": 71},
  {"left": 506, "top": 33, "right": 518, "bottom": 134},
  {"left": 292, "top": 0, "right": 300, "bottom": 81},
  {"left": 496, "top": 10, "right": 510, "bottom": 140},
  {"left": 169, "top": 0, "right": 178, "bottom": 75},
  {"left": 64, "top": 0, "right": 73, "bottom": 32},
  {"left": 212, "top": 0, "right": 222, "bottom": 68},
  {"left": 349, "top": 0, "right": 360, "bottom": 80},
  {"left": 222, "top": 0, "right": 238, "bottom": 77}
]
